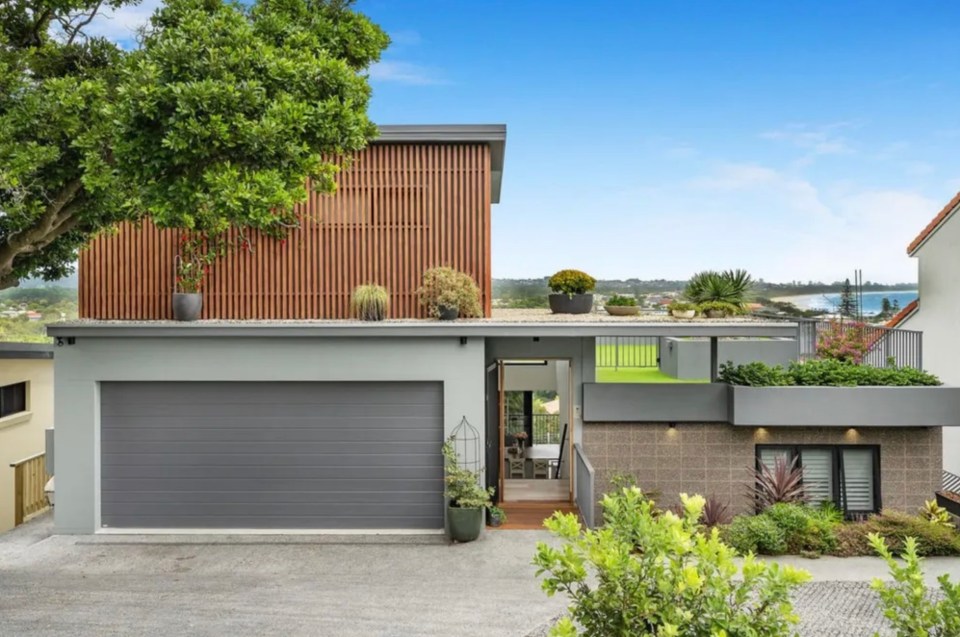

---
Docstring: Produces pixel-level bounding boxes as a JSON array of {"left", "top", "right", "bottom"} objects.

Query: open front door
[{"left": 484, "top": 362, "right": 503, "bottom": 501}]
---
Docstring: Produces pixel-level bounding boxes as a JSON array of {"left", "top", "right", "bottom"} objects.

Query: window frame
[
  {"left": 0, "top": 381, "right": 28, "bottom": 419},
  {"left": 755, "top": 444, "right": 881, "bottom": 516}
]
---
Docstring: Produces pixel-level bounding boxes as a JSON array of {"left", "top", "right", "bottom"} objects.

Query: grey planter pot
[
  {"left": 728, "top": 385, "right": 960, "bottom": 427},
  {"left": 448, "top": 506, "right": 483, "bottom": 542},
  {"left": 936, "top": 492, "right": 960, "bottom": 517},
  {"left": 604, "top": 305, "right": 640, "bottom": 316},
  {"left": 549, "top": 293, "right": 593, "bottom": 314},
  {"left": 705, "top": 309, "right": 728, "bottom": 319},
  {"left": 438, "top": 305, "right": 459, "bottom": 321},
  {"left": 172, "top": 293, "right": 203, "bottom": 322}
]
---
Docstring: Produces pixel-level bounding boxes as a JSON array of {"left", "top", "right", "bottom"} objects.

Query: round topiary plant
[
  {"left": 417, "top": 267, "right": 483, "bottom": 319},
  {"left": 548, "top": 269, "right": 597, "bottom": 296}
]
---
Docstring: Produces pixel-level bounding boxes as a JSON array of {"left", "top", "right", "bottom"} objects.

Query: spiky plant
[
  {"left": 684, "top": 269, "right": 754, "bottom": 307},
  {"left": 701, "top": 496, "right": 733, "bottom": 527},
  {"left": 748, "top": 455, "right": 806, "bottom": 511},
  {"left": 921, "top": 499, "right": 954, "bottom": 529},
  {"left": 351, "top": 284, "right": 389, "bottom": 321}
]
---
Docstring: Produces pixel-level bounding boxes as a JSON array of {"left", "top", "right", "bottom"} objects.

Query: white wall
[
  {"left": 53, "top": 336, "right": 485, "bottom": 533},
  {"left": 905, "top": 210, "right": 960, "bottom": 473}
]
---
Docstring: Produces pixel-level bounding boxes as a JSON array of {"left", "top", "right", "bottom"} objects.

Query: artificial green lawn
[{"left": 595, "top": 343, "right": 709, "bottom": 383}]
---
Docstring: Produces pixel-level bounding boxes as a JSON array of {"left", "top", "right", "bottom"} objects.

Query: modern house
[
  {"left": 1, "top": 343, "right": 53, "bottom": 532},
  {"left": 887, "top": 190, "right": 960, "bottom": 473},
  {"left": 47, "top": 125, "right": 960, "bottom": 534}
]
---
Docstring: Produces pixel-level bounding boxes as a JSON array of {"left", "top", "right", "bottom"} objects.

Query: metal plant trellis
[{"left": 449, "top": 416, "right": 481, "bottom": 475}]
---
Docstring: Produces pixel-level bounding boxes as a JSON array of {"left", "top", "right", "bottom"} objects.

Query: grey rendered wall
[
  {"left": 659, "top": 338, "right": 798, "bottom": 380},
  {"left": 583, "top": 382, "right": 729, "bottom": 422},
  {"left": 53, "top": 336, "right": 485, "bottom": 533}
]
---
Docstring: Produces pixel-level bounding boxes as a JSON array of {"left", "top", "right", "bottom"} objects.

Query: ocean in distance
[{"left": 774, "top": 290, "right": 918, "bottom": 315}]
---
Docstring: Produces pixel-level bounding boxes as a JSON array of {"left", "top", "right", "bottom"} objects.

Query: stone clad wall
[{"left": 582, "top": 423, "right": 942, "bottom": 521}]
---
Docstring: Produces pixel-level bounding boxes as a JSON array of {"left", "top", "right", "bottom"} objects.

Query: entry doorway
[{"left": 486, "top": 359, "right": 574, "bottom": 505}]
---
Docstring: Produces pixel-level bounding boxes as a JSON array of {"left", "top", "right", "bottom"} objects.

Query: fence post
[
  {"left": 13, "top": 463, "right": 24, "bottom": 527},
  {"left": 615, "top": 337, "right": 620, "bottom": 371}
]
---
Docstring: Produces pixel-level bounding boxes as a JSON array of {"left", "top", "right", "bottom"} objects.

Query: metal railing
[
  {"left": 794, "top": 318, "right": 923, "bottom": 369},
  {"left": 10, "top": 452, "right": 50, "bottom": 526},
  {"left": 505, "top": 413, "right": 562, "bottom": 445},
  {"left": 596, "top": 336, "right": 660, "bottom": 369},
  {"left": 573, "top": 443, "right": 595, "bottom": 528}
]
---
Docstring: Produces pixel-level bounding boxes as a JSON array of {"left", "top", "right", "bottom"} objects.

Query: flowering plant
[
  {"left": 513, "top": 431, "right": 529, "bottom": 443},
  {"left": 816, "top": 320, "right": 870, "bottom": 363}
]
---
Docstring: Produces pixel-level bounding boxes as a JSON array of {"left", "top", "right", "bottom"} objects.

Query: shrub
[
  {"left": 921, "top": 499, "right": 954, "bottom": 529},
  {"left": 816, "top": 320, "right": 870, "bottom": 363},
  {"left": 719, "top": 359, "right": 941, "bottom": 387},
  {"left": 685, "top": 269, "right": 753, "bottom": 306},
  {"left": 350, "top": 284, "right": 389, "bottom": 321},
  {"left": 417, "top": 267, "right": 483, "bottom": 319},
  {"left": 547, "top": 269, "right": 596, "bottom": 296},
  {"left": 604, "top": 294, "right": 636, "bottom": 307},
  {"left": 534, "top": 489, "right": 810, "bottom": 636},
  {"left": 668, "top": 300, "right": 696, "bottom": 312},
  {"left": 697, "top": 300, "right": 741, "bottom": 316},
  {"left": 723, "top": 513, "right": 788, "bottom": 555},
  {"left": 870, "top": 534, "right": 960, "bottom": 636},
  {"left": 441, "top": 438, "right": 493, "bottom": 509},
  {"left": 750, "top": 455, "right": 806, "bottom": 509},
  {"left": 832, "top": 511, "right": 960, "bottom": 557}
]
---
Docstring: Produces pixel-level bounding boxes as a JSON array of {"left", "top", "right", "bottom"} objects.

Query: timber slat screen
[
  {"left": 11, "top": 453, "right": 50, "bottom": 526},
  {"left": 80, "top": 143, "right": 492, "bottom": 319}
]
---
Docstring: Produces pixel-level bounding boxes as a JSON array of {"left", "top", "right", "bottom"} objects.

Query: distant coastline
[{"left": 772, "top": 290, "right": 918, "bottom": 315}]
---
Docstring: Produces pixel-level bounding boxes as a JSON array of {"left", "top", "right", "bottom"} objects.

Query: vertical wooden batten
[{"left": 79, "top": 142, "right": 493, "bottom": 320}]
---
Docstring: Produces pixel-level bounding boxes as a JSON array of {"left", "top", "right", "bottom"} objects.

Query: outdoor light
[
  {"left": 459, "top": 337, "right": 467, "bottom": 346},
  {"left": 668, "top": 422, "right": 677, "bottom": 429}
]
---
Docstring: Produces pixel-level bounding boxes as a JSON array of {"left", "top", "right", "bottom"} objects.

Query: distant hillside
[{"left": 16, "top": 272, "right": 78, "bottom": 289}]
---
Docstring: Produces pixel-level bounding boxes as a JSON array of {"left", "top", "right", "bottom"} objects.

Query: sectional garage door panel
[{"left": 100, "top": 381, "right": 444, "bottom": 530}]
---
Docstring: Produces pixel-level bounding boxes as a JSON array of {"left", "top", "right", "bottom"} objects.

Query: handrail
[
  {"left": 573, "top": 443, "right": 595, "bottom": 528},
  {"left": 9, "top": 452, "right": 45, "bottom": 468}
]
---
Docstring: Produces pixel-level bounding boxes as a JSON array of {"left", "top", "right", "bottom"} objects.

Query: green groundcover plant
[
  {"left": 534, "top": 488, "right": 810, "bottom": 636},
  {"left": 604, "top": 294, "right": 637, "bottom": 307}
]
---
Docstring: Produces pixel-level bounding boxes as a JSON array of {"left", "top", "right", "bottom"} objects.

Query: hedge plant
[
  {"left": 417, "top": 267, "right": 483, "bottom": 318},
  {"left": 547, "top": 270, "right": 596, "bottom": 296},
  {"left": 718, "top": 359, "right": 941, "bottom": 387}
]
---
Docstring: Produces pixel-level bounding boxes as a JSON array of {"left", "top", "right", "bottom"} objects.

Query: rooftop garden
[{"left": 719, "top": 359, "right": 942, "bottom": 387}]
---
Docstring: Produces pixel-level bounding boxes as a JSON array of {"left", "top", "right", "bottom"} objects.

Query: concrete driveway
[{"left": 0, "top": 516, "right": 565, "bottom": 637}]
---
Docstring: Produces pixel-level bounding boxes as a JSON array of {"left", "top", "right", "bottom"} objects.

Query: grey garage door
[{"left": 100, "top": 381, "right": 444, "bottom": 530}]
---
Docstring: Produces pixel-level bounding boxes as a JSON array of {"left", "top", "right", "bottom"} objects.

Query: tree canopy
[{"left": 0, "top": 0, "right": 388, "bottom": 289}]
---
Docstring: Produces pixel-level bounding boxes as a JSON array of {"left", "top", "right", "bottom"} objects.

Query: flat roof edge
[
  {"left": 47, "top": 322, "right": 798, "bottom": 339},
  {"left": 0, "top": 342, "right": 54, "bottom": 359}
]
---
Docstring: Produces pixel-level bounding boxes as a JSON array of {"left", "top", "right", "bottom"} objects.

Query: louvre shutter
[
  {"left": 841, "top": 448, "right": 875, "bottom": 512},
  {"left": 758, "top": 447, "right": 791, "bottom": 470},
  {"left": 799, "top": 449, "right": 834, "bottom": 505}
]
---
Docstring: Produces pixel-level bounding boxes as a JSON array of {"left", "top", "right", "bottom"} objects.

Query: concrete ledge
[
  {"left": 583, "top": 382, "right": 729, "bottom": 422},
  {"left": 729, "top": 385, "right": 960, "bottom": 427},
  {"left": 0, "top": 343, "right": 53, "bottom": 359}
]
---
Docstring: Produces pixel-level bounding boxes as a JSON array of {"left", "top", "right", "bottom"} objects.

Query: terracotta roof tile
[
  {"left": 908, "top": 191, "right": 960, "bottom": 254},
  {"left": 886, "top": 299, "right": 918, "bottom": 328}
]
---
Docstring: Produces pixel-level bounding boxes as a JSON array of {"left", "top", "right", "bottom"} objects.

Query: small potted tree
[
  {"left": 548, "top": 269, "right": 596, "bottom": 314},
  {"left": 668, "top": 301, "right": 696, "bottom": 319},
  {"left": 604, "top": 294, "right": 640, "bottom": 316},
  {"left": 418, "top": 267, "right": 483, "bottom": 320},
  {"left": 173, "top": 238, "right": 205, "bottom": 321},
  {"left": 351, "top": 284, "right": 389, "bottom": 321},
  {"left": 443, "top": 439, "right": 493, "bottom": 542}
]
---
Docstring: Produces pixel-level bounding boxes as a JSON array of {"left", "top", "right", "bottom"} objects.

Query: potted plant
[
  {"left": 697, "top": 300, "right": 740, "bottom": 319},
  {"left": 351, "top": 284, "right": 389, "bottom": 321},
  {"left": 443, "top": 439, "right": 494, "bottom": 542},
  {"left": 668, "top": 301, "right": 696, "bottom": 319},
  {"left": 513, "top": 430, "right": 529, "bottom": 454},
  {"left": 487, "top": 505, "right": 507, "bottom": 527},
  {"left": 418, "top": 267, "right": 483, "bottom": 321},
  {"left": 173, "top": 252, "right": 204, "bottom": 322},
  {"left": 548, "top": 269, "right": 596, "bottom": 314},
  {"left": 604, "top": 294, "right": 640, "bottom": 316}
]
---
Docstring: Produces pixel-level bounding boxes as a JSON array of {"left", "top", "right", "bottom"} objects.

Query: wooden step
[{"left": 494, "top": 501, "right": 580, "bottom": 530}]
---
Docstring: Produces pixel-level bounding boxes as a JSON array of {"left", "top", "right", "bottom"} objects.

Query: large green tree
[{"left": 0, "top": 0, "right": 388, "bottom": 289}]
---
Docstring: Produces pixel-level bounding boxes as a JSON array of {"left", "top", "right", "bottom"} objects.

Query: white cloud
[
  {"left": 368, "top": 60, "right": 445, "bottom": 85},
  {"left": 85, "top": 0, "right": 160, "bottom": 46},
  {"left": 761, "top": 122, "right": 855, "bottom": 157}
]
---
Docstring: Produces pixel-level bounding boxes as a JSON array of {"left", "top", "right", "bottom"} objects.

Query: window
[
  {"left": 756, "top": 445, "right": 879, "bottom": 515},
  {"left": 0, "top": 382, "right": 27, "bottom": 418}
]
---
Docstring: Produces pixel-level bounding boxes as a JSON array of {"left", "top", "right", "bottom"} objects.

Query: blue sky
[{"left": 92, "top": 1, "right": 960, "bottom": 283}]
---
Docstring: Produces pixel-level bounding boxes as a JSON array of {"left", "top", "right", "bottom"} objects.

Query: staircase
[{"left": 495, "top": 501, "right": 580, "bottom": 530}]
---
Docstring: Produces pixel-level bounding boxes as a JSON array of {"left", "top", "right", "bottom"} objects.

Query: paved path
[{"left": 4, "top": 516, "right": 959, "bottom": 637}]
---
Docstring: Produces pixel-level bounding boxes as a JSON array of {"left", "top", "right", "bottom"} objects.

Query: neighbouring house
[
  {"left": 0, "top": 343, "right": 53, "bottom": 532},
  {"left": 46, "top": 124, "right": 960, "bottom": 534},
  {"left": 887, "top": 190, "right": 960, "bottom": 474}
]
